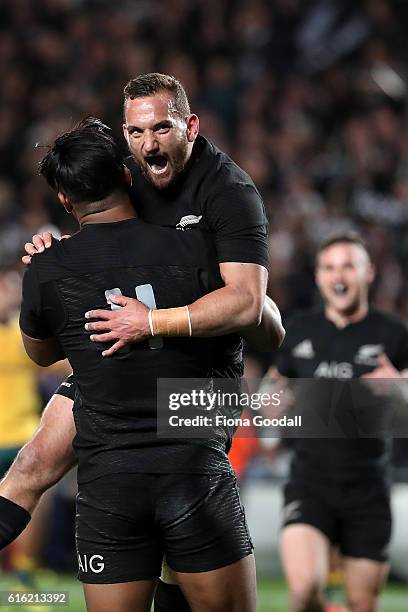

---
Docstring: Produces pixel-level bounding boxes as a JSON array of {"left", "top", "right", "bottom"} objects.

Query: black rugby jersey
[
  {"left": 126, "top": 135, "right": 269, "bottom": 372},
  {"left": 20, "top": 219, "right": 238, "bottom": 482},
  {"left": 276, "top": 309, "right": 408, "bottom": 480},
  {"left": 126, "top": 135, "right": 268, "bottom": 267}
]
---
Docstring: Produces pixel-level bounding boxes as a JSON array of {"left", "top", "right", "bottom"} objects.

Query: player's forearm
[
  {"left": 86, "top": 263, "right": 268, "bottom": 355},
  {"left": 188, "top": 284, "right": 264, "bottom": 337},
  {"left": 241, "top": 296, "right": 285, "bottom": 351},
  {"left": 20, "top": 331, "right": 65, "bottom": 367}
]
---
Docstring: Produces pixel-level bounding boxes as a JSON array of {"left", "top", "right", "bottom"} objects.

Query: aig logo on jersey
[
  {"left": 354, "top": 344, "right": 384, "bottom": 367},
  {"left": 314, "top": 361, "right": 353, "bottom": 378},
  {"left": 78, "top": 553, "right": 105, "bottom": 574},
  {"left": 176, "top": 214, "right": 202, "bottom": 230}
]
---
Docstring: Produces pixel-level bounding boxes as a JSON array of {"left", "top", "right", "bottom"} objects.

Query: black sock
[
  {"left": 0, "top": 496, "right": 31, "bottom": 550},
  {"left": 154, "top": 579, "right": 191, "bottom": 612}
]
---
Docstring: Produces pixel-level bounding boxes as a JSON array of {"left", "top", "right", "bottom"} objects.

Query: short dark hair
[
  {"left": 123, "top": 73, "right": 190, "bottom": 119},
  {"left": 39, "top": 117, "right": 126, "bottom": 205},
  {"left": 316, "top": 230, "right": 370, "bottom": 261}
]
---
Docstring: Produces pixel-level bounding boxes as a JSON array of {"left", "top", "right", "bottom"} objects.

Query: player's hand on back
[
  {"left": 22, "top": 231, "right": 70, "bottom": 264},
  {"left": 85, "top": 294, "right": 150, "bottom": 357}
]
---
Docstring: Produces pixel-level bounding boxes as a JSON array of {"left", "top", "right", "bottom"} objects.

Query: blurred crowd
[{"left": 1, "top": 0, "right": 408, "bottom": 320}]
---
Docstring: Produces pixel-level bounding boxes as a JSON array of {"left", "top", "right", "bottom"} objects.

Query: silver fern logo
[{"left": 176, "top": 214, "right": 202, "bottom": 230}]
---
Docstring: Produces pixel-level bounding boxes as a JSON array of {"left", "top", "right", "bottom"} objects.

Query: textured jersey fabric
[
  {"left": 20, "top": 220, "right": 239, "bottom": 482},
  {"left": 126, "top": 135, "right": 268, "bottom": 267}
]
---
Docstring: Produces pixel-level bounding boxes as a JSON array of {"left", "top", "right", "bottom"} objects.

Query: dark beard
[{"left": 140, "top": 140, "right": 189, "bottom": 190}]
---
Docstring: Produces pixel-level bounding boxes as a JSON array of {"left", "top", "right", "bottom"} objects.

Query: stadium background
[{"left": 1, "top": 0, "right": 408, "bottom": 609}]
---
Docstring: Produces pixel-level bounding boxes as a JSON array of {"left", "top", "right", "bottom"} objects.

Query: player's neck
[
  {"left": 78, "top": 194, "right": 136, "bottom": 226},
  {"left": 325, "top": 301, "right": 369, "bottom": 329}
]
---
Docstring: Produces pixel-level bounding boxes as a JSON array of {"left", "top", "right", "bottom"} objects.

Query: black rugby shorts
[
  {"left": 76, "top": 472, "right": 253, "bottom": 583},
  {"left": 282, "top": 475, "right": 391, "bottom": 562}
]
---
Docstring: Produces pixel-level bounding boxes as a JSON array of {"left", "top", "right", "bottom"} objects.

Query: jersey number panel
[{"left": 105, "top": 284, "right": 163, "bottom": 350}]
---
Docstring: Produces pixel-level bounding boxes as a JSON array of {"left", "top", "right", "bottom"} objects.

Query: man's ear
[
  {"left": 57, "top": 192, "right": 73, "bottom": 213},
  {"left": 186, "top": 114, "right": 199, "bottom": 143}
]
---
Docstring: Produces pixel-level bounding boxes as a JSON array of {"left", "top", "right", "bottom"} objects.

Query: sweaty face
[
  {"left": 315, "top": 243, "right": 373, "bottom": 317},
  {"left": 123, "top": 94, "right": 190, "bottom": 189}
]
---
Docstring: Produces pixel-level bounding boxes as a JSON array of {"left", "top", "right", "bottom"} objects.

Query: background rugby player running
[
  {"left": 17, "top": 117, "right": 265, "bottom": 612},
  {"left": 268, "top": 233, "right": 408, "bottom": 612}
]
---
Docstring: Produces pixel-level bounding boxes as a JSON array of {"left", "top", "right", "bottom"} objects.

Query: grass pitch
[{"left": 0, "top": 573, "right": 406, "bottom": 611}]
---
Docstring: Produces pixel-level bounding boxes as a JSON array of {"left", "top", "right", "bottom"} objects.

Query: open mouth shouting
[
  {"left": 145, "top": 154, "right": 169, "bottom": 176},
  {"left": 333, "top": 283, "right": 348, "bottom": 296}
]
